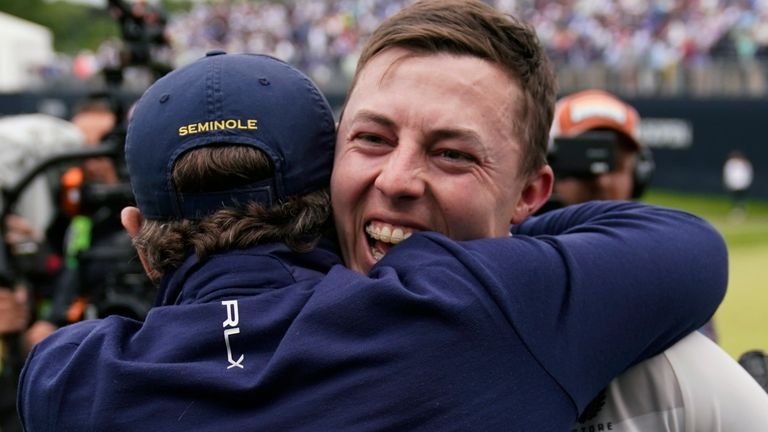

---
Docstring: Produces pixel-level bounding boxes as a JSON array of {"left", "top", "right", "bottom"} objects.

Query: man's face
[
  {"left": 332, "top": 48, "right": 552, "bottom": 273},
  {"left": 71, "top": 110, "right": 116, "bottom": 146},
  {"left": 72, "top": 110, "right": 120, "bottom": 185},
  {"left": 554, "top": 140, "right": 636, "bottom": 205}
]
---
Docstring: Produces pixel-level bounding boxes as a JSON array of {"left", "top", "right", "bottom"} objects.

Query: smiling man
[
  {"left": 333, "top": 46, "right": 553, "bottom": 274},
  {"left": 332, "top": 1, "right": 766, "bottom": 430}
]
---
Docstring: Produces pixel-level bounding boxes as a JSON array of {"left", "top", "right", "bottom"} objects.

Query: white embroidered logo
[{"left": 222, "top": 300, "right": 245, "bottom": 369}]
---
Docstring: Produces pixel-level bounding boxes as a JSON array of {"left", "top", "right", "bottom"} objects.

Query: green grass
[{"left": 643, "top": 189, "right": 768, "bottom": 358}]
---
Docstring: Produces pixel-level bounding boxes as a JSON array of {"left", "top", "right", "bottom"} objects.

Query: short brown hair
[
  {"left": 351, "top": 0, "right": 557, "bottom": 177},
  {"left": 132, "top": 145, "right": 331, "bottom": 282}
]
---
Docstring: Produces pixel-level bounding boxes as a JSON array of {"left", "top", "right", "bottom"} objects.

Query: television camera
[
  {"left": 548, "top": 131, "right": 618, "bottom": 180},
  {"left": 537, "top": 131, "right": 618, "bottom": 214},
  {"left": 0, "top": 0, "right": 172, "bottom": 324},
  {"left": 0, "top": 135, "right": 155, "bottom": 324}
]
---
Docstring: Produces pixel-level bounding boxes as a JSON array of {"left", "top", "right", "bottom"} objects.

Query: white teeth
[
  {"left": 365, "top": 225, "right": 376, "bottom": 240},
  {"left": 365, "top": 221, "right": 417, "bottom": 262},
  {"left": 380, "top": 226, "right": 392, "bottom": 243},
  {"left": 371, "top": 247, "right": 384, "bottom": 262},
  {"left": 391, "top": 228, "right": 404, "bottom": 244}
]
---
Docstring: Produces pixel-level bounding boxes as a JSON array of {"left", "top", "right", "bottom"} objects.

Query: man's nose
[{"left": 374, "top": 146, "right": 426, "bottom": 200}]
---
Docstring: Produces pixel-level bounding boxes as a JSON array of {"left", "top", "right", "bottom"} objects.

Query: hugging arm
[
  {"left": 505, "top": 200, "right": 727, "bottom": 408},
  {"left": 402, "top": 200, "right": 728, "bottom": 411}
]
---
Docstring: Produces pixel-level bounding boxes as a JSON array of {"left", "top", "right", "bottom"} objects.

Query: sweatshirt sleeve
[
  {"left": 385, "top": 200, "right": 728, "bottom": 412},
  {"left": 18, "top": 320, "right": 101, "bottom": 432}
]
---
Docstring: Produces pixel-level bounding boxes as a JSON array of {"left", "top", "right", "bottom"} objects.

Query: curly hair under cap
[{"left": 132, "top": 146, "right": 331, "bottom": 282}]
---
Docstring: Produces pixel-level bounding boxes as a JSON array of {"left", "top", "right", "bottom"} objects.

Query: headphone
[{"left": 632, "top": 144, "right": 655, "bottom": 199}]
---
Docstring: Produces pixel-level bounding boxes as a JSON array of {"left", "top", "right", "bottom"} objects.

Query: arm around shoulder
[{"left": 505, "top": 201, "right": 728, "bottom": 407}]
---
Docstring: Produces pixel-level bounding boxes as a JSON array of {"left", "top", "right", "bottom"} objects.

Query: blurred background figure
[
  {"left": 107, "top": 0, "right": 172, "bottom": 84},
  {"left": 723, "top": 150, "right": 754, "bottom": 220},
  {"left": 739, "top": 349, "right": 768, "bottom": 393},
  {"left": 0, "top": 281, "right": 27, "bottom": 432},
  {"left": 546, "top": 88, "right": 720, "bottom": 344},
  {"left": 0, "top": 111, "right": 85, "bottom": 432},
  {"left": 546, "top": 89, "right": 655, "bottom": 208},
  {"left": 0, "top": 95, "right": 151, "bottom": 431}
]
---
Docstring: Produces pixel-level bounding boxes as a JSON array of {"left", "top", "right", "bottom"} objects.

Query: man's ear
[
  {"left": 510, "top": 164, "right": 554, "bottom": 225},
  {"left": 121, "top": 206, "right": 143, "bottom": 237},
  {"left": 121, "top": 206, "right": 157, "bottom": 281}
]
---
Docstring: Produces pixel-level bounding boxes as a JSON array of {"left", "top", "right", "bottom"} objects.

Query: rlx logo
[{"left": 222, "top": 300, "right": 245, "bottom": 369}]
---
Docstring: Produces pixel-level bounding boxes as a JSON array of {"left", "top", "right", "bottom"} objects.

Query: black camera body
[
  {"left": 548, "top": 131, "right": 618, "bottom": 180},
  {"left": 544, "top": 129, "right": 655, "bottom": 208}
]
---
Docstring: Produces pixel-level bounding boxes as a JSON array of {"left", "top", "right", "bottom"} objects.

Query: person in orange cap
[
  {"left": 549, "top": 89, "right": 655, "bottom": 206},
  {"left": 548, "top": 90, "right": 768, "bottom": 430}
]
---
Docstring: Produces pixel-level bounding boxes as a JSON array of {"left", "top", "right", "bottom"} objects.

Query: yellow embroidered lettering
[{"left": 179, "top": 119, "right": 258, "bottom": 136}]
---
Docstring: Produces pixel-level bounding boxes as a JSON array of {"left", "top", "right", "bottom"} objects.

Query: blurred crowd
[
  {"left": 15, "top": 0, "right": 768, "bottom": 97},
  {"left": 165, "top": 0, "right": 409, "bottom": 92},
  {"left": 152, "top": 0, "right": 768, "bottom": 95}
]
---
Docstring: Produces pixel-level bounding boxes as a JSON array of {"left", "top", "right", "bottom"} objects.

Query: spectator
[
  {"left": 0, "top": 111, "right": 86, "bottom": 432},
  {"left": 546, "top": 89, "right": 768, "bottom": 429},
  {"left": 148, "top": 0, "right": 768, "bottom": 96},
  {"left": 548, "top": 89, "right": 654, "bottom": 208},
  {"left": 723, "top": 149, "right": 754, "bottom": 219}
]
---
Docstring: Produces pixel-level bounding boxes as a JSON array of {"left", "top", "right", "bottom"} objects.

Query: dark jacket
[{"left": 18, "top": 201, "right": 727, "bottom": 431}]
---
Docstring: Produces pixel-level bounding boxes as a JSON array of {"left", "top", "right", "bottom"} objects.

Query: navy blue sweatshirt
[{"left": 18, "top": 201, "right": 727, "bottom": 431}]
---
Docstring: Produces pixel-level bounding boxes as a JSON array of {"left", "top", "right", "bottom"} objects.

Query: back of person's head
[
  {"left": 350, "top": 0, "right": 556, "bottom": 177},
  {"left": 124, "top": 51, "right": 336, "bottom": 280}
]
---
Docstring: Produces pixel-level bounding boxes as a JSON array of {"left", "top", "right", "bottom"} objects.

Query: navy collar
[{"left": 156, "top": 240, "right": 341, "bottom": 306}]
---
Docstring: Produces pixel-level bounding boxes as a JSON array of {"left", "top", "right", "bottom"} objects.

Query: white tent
[{"left": 0, "top": 11, "right": 54, "bottom": 92}]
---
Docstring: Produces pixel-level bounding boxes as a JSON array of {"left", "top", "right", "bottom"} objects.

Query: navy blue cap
[{"left": 125, "top": 51, "right": 336, "bottom": 220}]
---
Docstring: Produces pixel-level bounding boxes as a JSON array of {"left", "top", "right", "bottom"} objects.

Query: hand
[
  {"left": 25, "top": 320, "right": 58, "bottom": 351},
  {"left": 0, "top": 285, "right": 28, "bottom": 335}
]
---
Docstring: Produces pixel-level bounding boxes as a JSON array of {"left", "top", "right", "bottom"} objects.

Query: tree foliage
[
  {"left": 0, "top": 0, "right": 193, "bottom": 54},
  {"left": 0, "top": 0, "right": 118, "bottom": 53}
]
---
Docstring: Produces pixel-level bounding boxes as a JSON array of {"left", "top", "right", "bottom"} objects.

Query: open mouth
[{"left": 365, "top": 221, "right": 415, "bottom": 262}]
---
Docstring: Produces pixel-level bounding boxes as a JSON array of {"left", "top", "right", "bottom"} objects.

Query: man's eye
[
  {"left": 439, "top": 149, "right": 476, "bottom": 163},
  {"left": 356, "top": 134, "right": 388, "bottom": 145}
]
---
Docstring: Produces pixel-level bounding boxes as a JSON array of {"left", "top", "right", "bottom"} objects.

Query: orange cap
[
  {"left": 60, "top": 167, "right": 84, "bottom": 218},
  {"left": 551, "top": 89, "right": 641, "bottom": 149}
]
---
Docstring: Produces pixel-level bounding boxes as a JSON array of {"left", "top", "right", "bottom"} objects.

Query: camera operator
[
  {"left": 548, "top": 89, "right": 655, "bottom": 208},
  {"left": 547, "top": 89, "right": 730, "bottom": 342},
  {"left": 32, "top": 97, "right": 153, "bottom": 332},
  {"left": 2, "top": 3, "right": 165, "bottom": 428},
  {"left": 548, "top": 89, "right": 768, "bottom": 430},
  {"left": 2, "top": 96, "right": 145, "bottom": 346},
  {"left": 1, "top": 95, "right": 155, "bottom": 429},
  {"left": 0, "top": 109, "right": 94, "bottom": 432}
]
